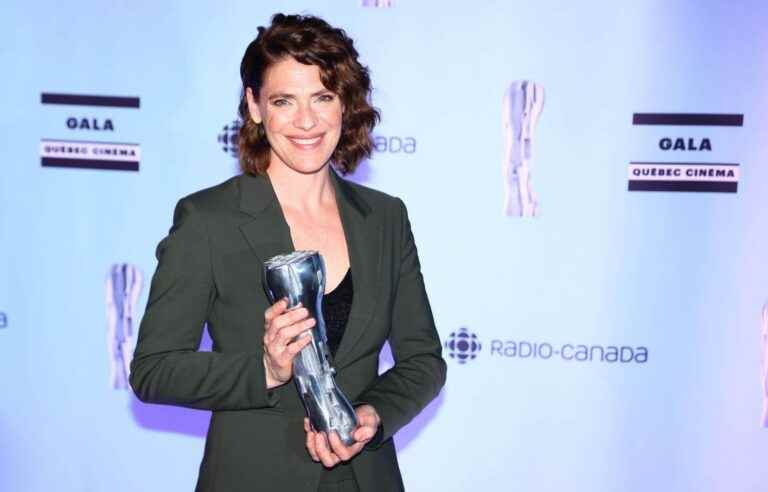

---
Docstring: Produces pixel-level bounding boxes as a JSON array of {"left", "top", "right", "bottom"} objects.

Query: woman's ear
[{"left": 245, "top": 87, "right": 263, "bottom": 124}]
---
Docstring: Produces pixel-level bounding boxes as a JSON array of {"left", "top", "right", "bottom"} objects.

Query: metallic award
[
  {"left": 106, "top": 263, "right": 143, "bottom": 389},
  {"left": 263, "top": 251, "right": 358, "bottom": 445},
  {"left": 502, "top": 80, "right": 544, "bottom": 217}
]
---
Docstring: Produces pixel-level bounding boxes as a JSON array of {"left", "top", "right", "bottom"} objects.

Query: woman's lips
[{"left": 287, "top": 135, "right": 323, "bottom": 149}]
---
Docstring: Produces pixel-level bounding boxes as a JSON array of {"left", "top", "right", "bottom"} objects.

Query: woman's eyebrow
[
  {"left": 267, "top": 92, "right": 295, "bottom": 100},
  {"left": 267, "top": 89, "right": 332, "bottom": 100}
]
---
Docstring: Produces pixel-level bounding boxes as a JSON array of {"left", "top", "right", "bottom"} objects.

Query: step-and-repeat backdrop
[{"left": 2, "top": 1, "right": 768, "bottom": 490}]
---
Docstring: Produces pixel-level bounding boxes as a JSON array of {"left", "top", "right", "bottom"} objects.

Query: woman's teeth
[{"left": 290, "top": 136, "right": 321, "bottom": 145}]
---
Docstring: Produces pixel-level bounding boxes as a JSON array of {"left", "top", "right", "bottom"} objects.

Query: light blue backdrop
[{"left": 2, "top": 1, "right": 767, "bottom": 490}]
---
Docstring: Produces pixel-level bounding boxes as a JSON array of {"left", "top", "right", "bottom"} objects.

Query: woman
[{"left": 130, "top": 13, "right": 446, "bottom": 492}]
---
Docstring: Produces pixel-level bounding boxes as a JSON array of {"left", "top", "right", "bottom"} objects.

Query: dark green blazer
[{"left": 130, "top": 171, "right": 446, "bottom": 492}]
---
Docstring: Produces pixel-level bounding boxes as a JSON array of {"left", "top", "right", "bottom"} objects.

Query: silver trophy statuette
[
  {"left": 502, "top": 80, "right": 545, "bottom": 217},
  {"left": 263, "top": 251, "right": 358, "bottom": 445},
  {"left": 106, "top": 263, "right": 143, "bottom": 389}
]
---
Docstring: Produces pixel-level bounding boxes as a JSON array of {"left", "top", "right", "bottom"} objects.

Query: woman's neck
[{"left": 266, "top": 161, "right": 335, "bottom": 213}]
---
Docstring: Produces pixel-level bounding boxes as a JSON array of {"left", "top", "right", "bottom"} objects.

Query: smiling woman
[
  {"left": 129, "top": 13, "right": 446, "bottom": 492},
  {"left": 237, "top": 14, "right": 379, "bottom": 176}
]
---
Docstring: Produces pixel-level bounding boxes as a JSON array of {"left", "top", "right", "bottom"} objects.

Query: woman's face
[{"left": 247, "top": 57, "right": 343, "bottom": 175}]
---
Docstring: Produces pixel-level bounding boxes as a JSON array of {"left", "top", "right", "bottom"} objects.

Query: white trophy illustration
[
  {"left": 502, "top": 80, "right": 544, "bottom": 217},
  {"left": 106, "top": 263, "right": 143, "bottom": 389},
  {"left": 361, "top": 0, "right": 393, "bottom": 6},
  {"left": 762, "top": 302, "right": 768, "bottom": 426}
]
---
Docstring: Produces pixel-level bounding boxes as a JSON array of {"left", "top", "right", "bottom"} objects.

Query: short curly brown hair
[{"left": 238, "top": 13, "right": 380, "bottom": 176}]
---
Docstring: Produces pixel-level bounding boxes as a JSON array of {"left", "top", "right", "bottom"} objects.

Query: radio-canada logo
[
  {"left": 444, "top": 327, "right": 482, "bottom": 364},
  {"left": 218, "top": 120, "right": 241, "bottom": 157}
]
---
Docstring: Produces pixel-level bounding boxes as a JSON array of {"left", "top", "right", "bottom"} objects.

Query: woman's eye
[
  {"left": 272, "top": 99, "right": 289, "bottom": 107},
  {"left": 317, "top": 94, "right": 334, "bottom": 102}
]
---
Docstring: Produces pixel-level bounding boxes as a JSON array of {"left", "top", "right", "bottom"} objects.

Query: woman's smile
[{"left": 286, "top": 133, "right": 324, "bottom": 150}]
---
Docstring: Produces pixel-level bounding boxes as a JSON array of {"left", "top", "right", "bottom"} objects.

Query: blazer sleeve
[
  {"left": 129, "top": 197, "right": 278, "bottom": 411},
  {"left": 357, "top": 198, "right": 447, "bottom": 445}
]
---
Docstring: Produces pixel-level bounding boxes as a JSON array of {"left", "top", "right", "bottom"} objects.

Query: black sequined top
[
  {"left": 322, "top": 269, "right": 353, "bottom": 358},
  {"left": 319, "top": 269, "right": 362, "bottom": 484}
]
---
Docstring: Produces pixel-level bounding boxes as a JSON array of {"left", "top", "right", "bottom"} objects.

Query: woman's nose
[{"left": 294, "top": 103, "right": 318, "bottom": 130}]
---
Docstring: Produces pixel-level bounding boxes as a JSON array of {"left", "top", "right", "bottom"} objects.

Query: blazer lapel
[
  {"left": 331, "top": 171, "right": 383, "bottom": 368},
  {"left": 237, "top": 173, "right": 294, "bottom": 271}
]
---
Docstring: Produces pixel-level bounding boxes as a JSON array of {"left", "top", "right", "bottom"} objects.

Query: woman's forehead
[{"left": 261, "top": 58, "right": 327, "bottom": 96}]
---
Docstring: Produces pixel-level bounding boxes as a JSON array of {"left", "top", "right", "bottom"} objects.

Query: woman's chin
[{"left": 273, "top": 158, "right": 332, "bottom": 176}]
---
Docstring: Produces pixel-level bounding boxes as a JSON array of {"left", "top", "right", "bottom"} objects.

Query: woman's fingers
[
  {"left": 265, "top": 308, "right": 312, "bottom": 348},
  {"left": 285, "top": 331, "right": 313, "bottom": 357},
  {"left": 262, "top": 300, "right": 316, "bottom": 386},
  {"left": 305, "top": 426, "right": 368, "bottom": 466},
  {"left": 356, "top": 410, "right": 377, "bottom": 428},
  {"left": 264, "top": 298, "right": 289, "bottom": 323},
  {"left": 352, "top": 424, "right": 376, "bottom": 443},
  {"left": 265, "top": 319, "right": 314, "bottom": 358},
  {"left": 314, "top": 432, "right": 341, "bottom": 468},
  {"left": 264, "top": 303, "right": 313, "bottom": 350},
  {"left": 351, "top": 405, "right": 380, "bottom": 443},
  {"left": 272, "top": 306, "right": 310, "bottom": 330},
  {"left": 274, "top": 317, "right": 315, "bottom": 346},
  {"left": 304, "top": 419, "right": 320, "bottom": 462},
  {"left": 265, "top": 306, "right": 307, "bottom": 339},
  {"left": 328, "top": 431, "right": 363, "bottom": 461}
]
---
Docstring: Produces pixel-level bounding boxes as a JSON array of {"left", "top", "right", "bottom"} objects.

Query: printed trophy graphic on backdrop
[
  {"left": 502, "top": 80, "right": 544, "bottom": 217},
  {"left": 762, "top": 302, "right": 768, "bottom": 426},
  {"left": 361, "top": 0, "right": 393, "bottom": 6},
  {"left": 263, "top": 251, "right": 359, "bottom": 445},
  {"left": 106, "top": 264, "right": 143, "bottom": 389}
]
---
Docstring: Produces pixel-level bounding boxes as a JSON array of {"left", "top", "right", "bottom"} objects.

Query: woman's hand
[
  {"left": 304, "top": 405, "right": 382, "bottom": 467},
  {"left": 263, "top": 299, "right": 315, "bottom": 389}
]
